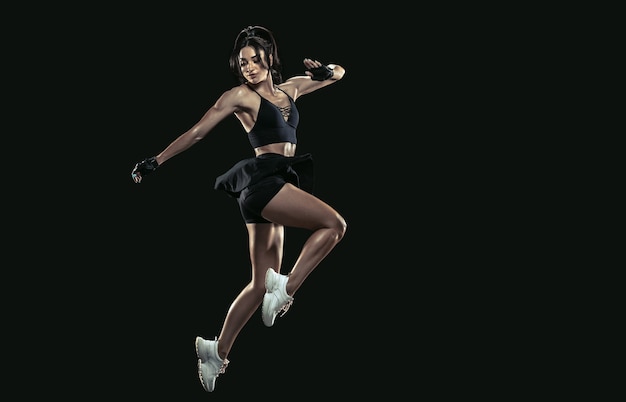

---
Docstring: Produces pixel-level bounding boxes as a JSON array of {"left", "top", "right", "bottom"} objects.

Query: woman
[{"left": 130, "top": 25, "right": 346, "bottom": 392}]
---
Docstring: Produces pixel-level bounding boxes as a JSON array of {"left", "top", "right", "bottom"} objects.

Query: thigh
[{"left": 262, "top": 183, "right": 345, "bottom": 230}]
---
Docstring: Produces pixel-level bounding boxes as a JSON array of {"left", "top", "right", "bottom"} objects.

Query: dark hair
[{"left": 229, "top": 25, "right": 283, "bottom": 84}]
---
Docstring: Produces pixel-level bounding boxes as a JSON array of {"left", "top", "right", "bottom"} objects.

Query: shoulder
[
  {"left": 214, "top": 84, "right": 258, "bottom": 111},
  {"left": 219, "top": 84, "right": 255, "bottom": 103},
  {"left": 277, "top": 77, "right": 308, "bottom": 101}
]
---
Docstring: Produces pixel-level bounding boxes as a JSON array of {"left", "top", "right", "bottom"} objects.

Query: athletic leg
[
  {"left": 261, "top": 183, "right": 347, "bottom": 297},
  {"left": 216, "top": 222, "right": 284, "bottom": 355},
  {"left": 197, "top": 222, "right": 284, "bottom": 391}
]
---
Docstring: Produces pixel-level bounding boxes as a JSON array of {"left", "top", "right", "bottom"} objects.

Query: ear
[{"left": 269, "top": 53, "right": 273, "bottom": 67}]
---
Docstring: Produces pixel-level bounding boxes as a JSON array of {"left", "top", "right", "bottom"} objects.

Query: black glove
[
  {"left": 308, "top": 64, "right": 334, "bottom": 81},
  {"left": 131, "top": 156, "right": 158, "bottom": 183}
]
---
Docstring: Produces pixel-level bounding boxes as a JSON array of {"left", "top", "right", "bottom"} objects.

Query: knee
[
  {"left": 247, "top": 280, "right": 267, "bottom": 298},
  {"left": 333, "top": 215, "right": 348, "bottom": 242}
]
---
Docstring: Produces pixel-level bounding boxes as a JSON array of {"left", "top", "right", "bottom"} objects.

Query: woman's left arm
[{"left": 285, "top": 58, "right": 345, "bottom": 99}]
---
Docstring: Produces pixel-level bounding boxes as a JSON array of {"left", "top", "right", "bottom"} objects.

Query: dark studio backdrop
[
  {"left": 6, "top": 6, "right": 520, "bottom": 400},
  {"left": 25, "top": 12, "right": 411, "bottom": 401},
  {"left": 107, "top": 17, "right": 388, "bottom": 399}
]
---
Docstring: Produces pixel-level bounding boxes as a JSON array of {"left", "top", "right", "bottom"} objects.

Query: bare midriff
[{"left": 255, "top": 142, "right": 296, "bottom": 157}]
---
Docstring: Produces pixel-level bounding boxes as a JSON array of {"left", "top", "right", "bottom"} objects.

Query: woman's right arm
[
  {"left": 131, "top": 87, "right": 244, "bottom": 183},
  {"left": 154, "top": 87, "right": 241, "bottom": 166}
]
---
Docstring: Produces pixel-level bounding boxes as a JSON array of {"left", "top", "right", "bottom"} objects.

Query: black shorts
[
  {"left": 214, "top": 153, "right": 315, "bottom": 224},
  {"left": 238, "top": 175, "right": 288, "bottom": 223}
]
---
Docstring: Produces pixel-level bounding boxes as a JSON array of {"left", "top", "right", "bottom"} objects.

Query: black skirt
[{"left": 214, "top": 153, "right": 315, "bottom": 198}]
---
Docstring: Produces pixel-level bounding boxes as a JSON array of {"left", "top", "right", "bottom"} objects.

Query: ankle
[
  {"left": 285, "top": 277, "right": 296, "bottom": 297},
  {"left": 217, "top": 345, "right": 227, "bottom": 361}
]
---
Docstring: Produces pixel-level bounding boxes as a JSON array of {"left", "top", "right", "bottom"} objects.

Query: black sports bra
[{"left": 247, "top": 87, "right": 299, "bottom": 148}]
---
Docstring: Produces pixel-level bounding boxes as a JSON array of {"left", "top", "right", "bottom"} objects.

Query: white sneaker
[
  {"left": 262, "top": 268, "right": 294, "bottom": 327},
  {"left": 195, "top": 336, "right": 229, "bottom": 392}
]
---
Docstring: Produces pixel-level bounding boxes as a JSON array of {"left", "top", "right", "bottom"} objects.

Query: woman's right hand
[{"left": 131, "top": 156, "right": 159, "bottom": 183}]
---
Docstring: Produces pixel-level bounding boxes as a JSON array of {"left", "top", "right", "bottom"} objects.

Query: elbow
[
  {"left": 190, "top": 127, "right": 207, "bottom": 142},
  {"left": 331, "top": 65, "right": 346, "bottom": 81}
]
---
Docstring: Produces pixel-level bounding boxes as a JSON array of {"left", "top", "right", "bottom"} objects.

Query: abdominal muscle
[{"left": 255, "top": 142, "right": 296, "bottom": 157}]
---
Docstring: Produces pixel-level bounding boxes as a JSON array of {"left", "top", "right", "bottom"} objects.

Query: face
[{"left": 239, "top": 46, "right": 270, "bottom": 84}]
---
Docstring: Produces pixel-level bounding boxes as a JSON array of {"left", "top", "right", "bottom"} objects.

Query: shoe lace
[
  {"left": 278, "top": 298, "right": 294, "bottom": 317},
  {"left": 219, "top": 359, "right": 230, "bottom": 375}
]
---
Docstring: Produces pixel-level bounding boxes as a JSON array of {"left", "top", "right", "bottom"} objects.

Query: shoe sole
[
  {"left": 195, "top": 337, "right": 212, "bottom": 392},
  {"left": 265, "top": 268, "right": 277, "bottom": 291},
  {"left": 262, "top": 269, "right": 277, "bottom": 327}
]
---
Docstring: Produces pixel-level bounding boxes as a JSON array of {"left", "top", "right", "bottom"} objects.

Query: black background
[{"left": 5, "top": 6, "right": 520, "bottom": 400}]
